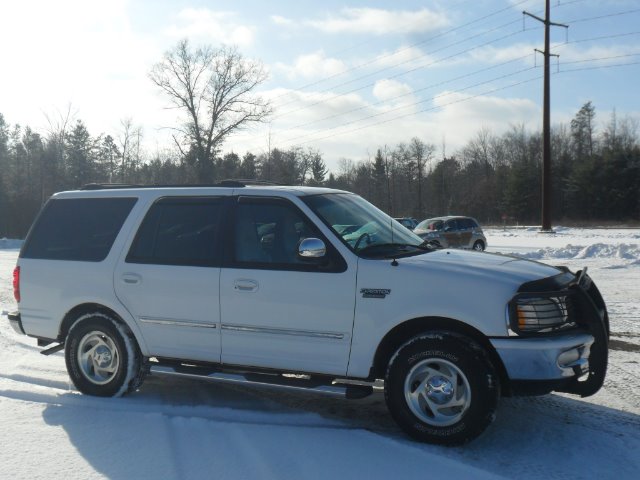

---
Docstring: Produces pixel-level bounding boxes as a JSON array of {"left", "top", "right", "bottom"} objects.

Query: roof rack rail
[
  {"left": 221, "top": 179, "right": 281, "bottom": 186},
  {"left": 81, "top": 183, "right": 144, "bottom": 190},
  {"left": 79, "top": 180, "right": 283, "bottom": 190}
]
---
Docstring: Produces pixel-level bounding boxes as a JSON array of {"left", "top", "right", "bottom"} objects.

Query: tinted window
[
  {"left": 233, "top": 198, "right": 346, "bottom": 272},
  {"left": 458, "top": 218, "right": 472, "bottom": 229},
  {"left": 235, "top": 201, "right": 314, "bottom": 266},
  {"left": 127, "top": 197, "right": 223, "bottom": 267},
  {"left": 444, "top": 219, "right": 459, "bottom": 231},
  {"left": 460, "top": 218, "right": 479, "bottom": 229},
  {"left": 21, "top": 197, "right": 136, "bottom": 261}
]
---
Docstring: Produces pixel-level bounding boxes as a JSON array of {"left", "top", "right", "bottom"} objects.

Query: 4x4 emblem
[{"left": 360, "top": 288, "right": 391, "bottom": 299}]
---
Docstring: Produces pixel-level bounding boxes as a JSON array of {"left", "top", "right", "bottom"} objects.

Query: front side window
[
  {"left": 303, "top": 193, "right": 428, "bottom": 259},
  {"left": 444, "top": 219, "right": 459, "bottom": 231},
  {"left": 21, "top": 197, "right": 137, "bottom": 262},
  {"left": 234, "top": 200, "right": 319, "bottom": 267},
  {"left": 127, "top": 197, "right": 222, "bottom": 267}
]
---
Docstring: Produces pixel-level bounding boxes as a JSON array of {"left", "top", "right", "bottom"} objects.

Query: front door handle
[
  {"left": 121, "top": 273, "right": 142, "bottom": 285},
  {"left": 234, "top": 279, "right": 258, "bottom": 292}
]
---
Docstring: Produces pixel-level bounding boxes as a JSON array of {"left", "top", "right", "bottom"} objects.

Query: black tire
[
  {"left": 65, "top": 313, "right": 143, "bottom": 397},
  {"left": 473, "top": 240, "right": 485, "bottom": 251},
  {"left": 384, "top": 333, "right": 499, "bottom": 445}
]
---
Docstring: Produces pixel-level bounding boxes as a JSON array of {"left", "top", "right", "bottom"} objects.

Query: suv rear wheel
[
  {"left": 65, "top": 313, "right": 143, "bottom": 397},
  {"left": 384, "top": 333, "right": 499, "bottom": 445}
]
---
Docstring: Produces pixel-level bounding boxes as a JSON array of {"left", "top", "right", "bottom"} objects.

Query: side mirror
[{"left": 298, "top": 238, "right": 326, "bottom": 259}]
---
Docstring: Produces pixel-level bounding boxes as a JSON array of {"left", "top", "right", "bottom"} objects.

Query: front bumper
[
  {"left": 7, "top": 311, "right": 25, "bottom": 335},
  {"left": 498, "top": 268, "right": 609, "bottom": 398},
  {"left": 491, "top": 332, "right": 593, "bottom": 381}
]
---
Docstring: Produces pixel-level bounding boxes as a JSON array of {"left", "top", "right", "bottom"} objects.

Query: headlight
[{"left": 510, "top": 295, "right": 576, "bottom": 334}]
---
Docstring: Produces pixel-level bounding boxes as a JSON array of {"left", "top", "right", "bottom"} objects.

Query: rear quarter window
[{"left": 21, "top": 197, "right": 137, "bottom": 261}]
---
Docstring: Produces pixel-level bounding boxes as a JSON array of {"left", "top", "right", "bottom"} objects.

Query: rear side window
[
  {"left": 126, "top": 197, "right": 223, "bottom": 267},
  {"left": 459, "top": 218, "right": 479, "bottom": 229},
  {"left": 21, "top": 197, "right": 137, "bottom": 262}
]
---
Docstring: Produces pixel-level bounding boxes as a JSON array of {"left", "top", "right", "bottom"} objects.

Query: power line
[
  {"left": 274, "top": 54, "right": 639, "bottom": 149},
  {"left": 272, "top": 10, "right": 633, "bottom": 122},
  {"left": 561, "top": 53, "right": 640, "bottom": 65},
  {"left": 305, "top": 0, "right": 478, "bottom": 60},
  {"left": 270, "top": 0, "right": 601, "bottom": 114},
  {"left": 565, "top": 8, "right": 640, "bottom": 25},
  {"left": 273, "top": 28, "right": 525, "bottom": 120},
  {"left": 279, "top": 75, "right": 543, "bottom": 148},
  {"left": 276, "top": 31, "right": 640, "bottom": 139},
  {"left": 556, "top": 30, "right": 640, "bottom": 47},
  {"left": 278, "top": 66, "right": 537, "bottom": 146},
  {"left": 559, "top": 60, "right": 640, "bottom": 73},
  {"left": 271, "top": 0, "right": 533, "bottom": 104},
  {"left": 286, "top": 55, "right": 532, "bottom": 131}
]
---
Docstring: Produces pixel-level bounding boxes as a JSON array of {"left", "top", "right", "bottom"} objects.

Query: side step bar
[{"left": 149, "top": 364, "right": 373, "bottom": 399}]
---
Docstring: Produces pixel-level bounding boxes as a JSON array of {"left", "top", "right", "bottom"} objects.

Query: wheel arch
[
  {"left": 371, "top": 316, "right": 510, "bottom": 394},
  {"left": 58, "top": 303, "right": 142, "bottom": 350}
]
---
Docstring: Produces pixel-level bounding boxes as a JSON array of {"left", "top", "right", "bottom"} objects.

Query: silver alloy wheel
[
  {"left": 473, "top": 241, "right": 484, "bottom": 251},
  {"left": 77, "top": 330, "right": 120, "bottom": 385},
  {"left": 404, "top": 358, "right": 472, "bottom": 427}
]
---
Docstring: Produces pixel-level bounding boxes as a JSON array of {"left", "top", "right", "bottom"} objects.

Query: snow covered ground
[{"left": 1, "top": 228, "right": 639, "bottom": 480}]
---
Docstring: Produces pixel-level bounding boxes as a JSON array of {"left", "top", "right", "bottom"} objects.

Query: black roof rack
[{"left": 80, "top": 179, "right": 282, "bottom": 190}]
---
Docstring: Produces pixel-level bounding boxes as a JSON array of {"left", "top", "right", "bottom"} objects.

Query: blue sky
[{"left": 1, "top": 0, "right": 638, "bottom": 170}]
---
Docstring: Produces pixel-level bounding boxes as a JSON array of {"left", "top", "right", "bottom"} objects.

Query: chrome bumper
[{"left": 491, "top": 332, "right": 593, "bottom": 381}]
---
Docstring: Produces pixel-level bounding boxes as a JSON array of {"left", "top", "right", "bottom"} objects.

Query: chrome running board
[{"left": 149, "top": 364, "right": 372, "bottom": 399}]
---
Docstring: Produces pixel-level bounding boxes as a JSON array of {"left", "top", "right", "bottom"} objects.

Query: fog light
[{"left": 558, "top": 348, "right": 581, "bottom": 367}]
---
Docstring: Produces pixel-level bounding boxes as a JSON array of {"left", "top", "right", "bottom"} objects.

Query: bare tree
[
  {"left": 118, "top": 118, "right": 144, "bottom": 183},
  {"left": 149, "top": 39, "right": 272, "bottom": 182}
]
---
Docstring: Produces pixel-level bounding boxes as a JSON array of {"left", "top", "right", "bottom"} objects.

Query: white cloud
[
  {"left": 0, "top": 0, "right": 163, "bottom": 140},
  {"left": 166, "top": 8, "right": 254, "bottom": 47},
  {"left": 372, "top": 45, "right": 440, "bottom": 70},
  {"left": 275, "top": 51, "right": 347, "bottom": 80},
  {"left": 306, "top": 7, "right": 449, "bottom": 35},
  {"left": 469, "top": 44, "right": 537, "bottom": 64},
  {"left": 433, "top": 91, "right": 540, "bottom": 143},
  {"left": 271, "top": 15, "right": 295, "bottom": 27},
  {"left": 373, "top": 80, "right": 414, "bottom": 102},
  {"left": 553, "top": 43, "right": 640, "bottom": 66}
]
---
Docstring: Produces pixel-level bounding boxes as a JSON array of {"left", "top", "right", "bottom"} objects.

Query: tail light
[{"left": 13, "top": 266, "right": 20, "bottom": 302}]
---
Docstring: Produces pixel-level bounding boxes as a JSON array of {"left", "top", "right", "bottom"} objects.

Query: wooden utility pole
[{"left": 524, "top": 1, "right": 567, "bottom": 231}]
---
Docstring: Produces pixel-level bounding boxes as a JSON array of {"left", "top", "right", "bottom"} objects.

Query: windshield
[{"left": 302, "top": 193, "right": 428, "bottom": 258}]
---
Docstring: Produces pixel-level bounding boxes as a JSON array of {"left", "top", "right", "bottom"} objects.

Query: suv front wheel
[
  {"left": 65, "top": 313, "right": 143, "bottom": 397},
  {"left": 384, "top": 332, "right": 499, "bottom": 445}
]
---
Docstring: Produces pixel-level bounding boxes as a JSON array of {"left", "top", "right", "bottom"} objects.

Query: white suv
[{"left": 8, "top": 183, "right": 609, "bottom": 445}]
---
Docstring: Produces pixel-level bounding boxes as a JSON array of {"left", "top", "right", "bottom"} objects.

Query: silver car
[{"left": 414, "top": 216, "right": 487, "bottom": 251}]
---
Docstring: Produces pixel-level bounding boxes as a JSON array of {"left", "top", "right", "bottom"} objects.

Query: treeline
[
  {"left": 1, "top": 102, "right": 639, "bottom": 237},
  {"left": 333, "top": 103, "right": 640, "bottom": 225}
]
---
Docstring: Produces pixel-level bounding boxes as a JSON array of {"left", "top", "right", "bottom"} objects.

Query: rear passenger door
[{"left": 114, "top": 197, "right": 225, "bottom": 363}]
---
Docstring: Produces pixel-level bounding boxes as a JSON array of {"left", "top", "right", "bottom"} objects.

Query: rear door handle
[
  {"left": 122, "top": 273, "right": 142, "bottom": 285},
  {"left": 234, "top": 279, "right": 258, "bottom": 292}
]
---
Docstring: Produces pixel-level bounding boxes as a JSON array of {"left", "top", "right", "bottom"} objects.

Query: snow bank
[{"left": 514, "top": 243, "right": 640, "bottom": 261}]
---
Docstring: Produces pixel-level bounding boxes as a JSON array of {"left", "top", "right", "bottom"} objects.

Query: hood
[{"left": 400, "top": 249, "right": 560, "bottom": 287}]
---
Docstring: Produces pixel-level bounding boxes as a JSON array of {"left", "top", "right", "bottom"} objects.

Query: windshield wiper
[{"left": 357, "top": 242, "right": 430, "bottom": 257}]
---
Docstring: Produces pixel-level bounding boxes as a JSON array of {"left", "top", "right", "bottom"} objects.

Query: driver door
[
  {"left": 443, "top": 219, "right": 461, "bottom": 247},
  {"left": 219, "top": 196, "right": 357, "bottom": 375}
]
